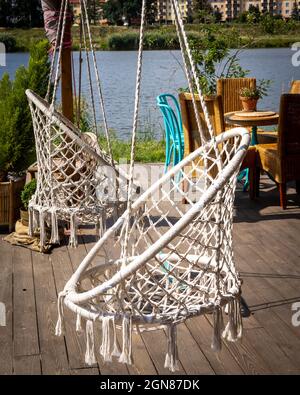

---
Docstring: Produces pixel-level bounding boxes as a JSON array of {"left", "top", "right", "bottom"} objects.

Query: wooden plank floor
[{"left": 0, "top": 175, "right": 300, "bottom": 375}]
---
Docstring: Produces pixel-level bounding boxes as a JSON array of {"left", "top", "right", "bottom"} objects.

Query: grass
[
  {"left": 1, "top": 22, "right": 300, "bottom": 51},
  {"left": 99, "top": 135, "right": 166, "bottom": 163}
]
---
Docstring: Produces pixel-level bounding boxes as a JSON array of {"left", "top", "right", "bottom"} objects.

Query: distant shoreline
[{"left": 1, "top": 24, "right": 300, "bottom": 52}]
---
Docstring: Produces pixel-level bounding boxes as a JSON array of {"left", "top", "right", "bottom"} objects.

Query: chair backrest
[
  {"left": 278, "top": 94, "right": 300, "bottom": 181},
  {"left": 290, "top": 80, "right": 300, "bottom": 94},
  {"left": 157, "top": 94, "right": 184, "bottom": 148},
  {"left": 178, "top": 92, "right": 225, "bottom": 157},
  {"left": 217, "top": 78, "right": 256, "bottom": 114}
]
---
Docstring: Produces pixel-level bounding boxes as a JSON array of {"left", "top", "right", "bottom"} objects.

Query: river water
[{"left": 1, "top": 48, "right": 299, "bottom": 139}]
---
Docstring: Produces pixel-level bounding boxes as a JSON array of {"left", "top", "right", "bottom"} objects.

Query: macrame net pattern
[
  {"left": 26, "top": 90, "right": 129, "bottom": 248},
  {"left": 27, "top": 0, "right": 138, "bottom": 248},
  {"left": 58, "top": 127, "right": 250, "bottom": 371},
  {"left": 53, "top": 0, "right": 250, "bottom": 372}
]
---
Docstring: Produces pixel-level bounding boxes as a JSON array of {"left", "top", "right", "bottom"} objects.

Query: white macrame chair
[
  {"left": 26, "top": 0, "right": 138, "bottom": 248},
  {"left": 55, "top": 0, "right": 250, "bottom": 371}
]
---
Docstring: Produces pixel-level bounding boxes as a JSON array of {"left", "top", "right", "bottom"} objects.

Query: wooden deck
[{"left": 0, "top": 174, "right": 300, "bottom": 375}]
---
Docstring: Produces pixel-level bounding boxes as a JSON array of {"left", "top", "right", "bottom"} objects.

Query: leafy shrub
[
  {"left": 21, "top": 178, "right": 37, "bottom": 210},
  {"left": 144, "top": 32, "right": 179, "bottom": 50},
  {"left": 261, "top": 15, "right": 298, "bottom": 35},
  {"left": 108, "top": 33, "right": 139, "bottom": 50},
  {"left": 188, "top": 27, "right": 248, "bottom": 95},
  {"left": 0, "top": 40, "right": 50, "bottom": 181},
  {"left": 0, "top": 34, "right": 17, "bottom": 52}
]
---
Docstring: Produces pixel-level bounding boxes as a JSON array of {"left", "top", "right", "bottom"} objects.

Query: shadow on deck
[{"left": 0, "top": 175, "right": 300, "bottom": 375}]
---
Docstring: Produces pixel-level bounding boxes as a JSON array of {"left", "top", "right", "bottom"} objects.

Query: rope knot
[{"left": 55, "top": 290, "right": 69, "bottom": 337}]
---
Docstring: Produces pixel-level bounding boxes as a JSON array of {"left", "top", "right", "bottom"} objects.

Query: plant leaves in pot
[
  {"left": 20, "top": 179, "right": 37, "bottom": 227},
  {"left": 239, "top": 79, "right": 272, "bottom": 112}
]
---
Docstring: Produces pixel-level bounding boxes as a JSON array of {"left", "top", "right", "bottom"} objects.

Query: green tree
[
  {"left": 247, "top": 5, "right": 261, "bottom": 24},
  {"left": 188, "top": 27, "right": 248, "bottom": 96},
  {"left": 0, "top": 0, "right": 43, "bottom": 27},
  {"left": 192, "top": 0, "right": 213, "bottom": 24},
  {"left": 212, "top": 6, "right": 222, "bottom": 23},
  {"left": 0, "top": 0, "right": 12, "bottom": 27},
  {"left": 236, "top": 11, "right": 248, "bottom": 23},
  {"left": 261, "top": 13, "right": 276, "bottom": 34},
  {"left": 103, "top": 0, "right": 157, "bottom": 26},
  {"left": 86, "top": 0, "right": 102, "bottom": 25},
  {"left": 291, "top": 2, "right": 300, "bottom": 21},
  {"left": 0, "top": 40, "right": 50, "bottom": 181}
]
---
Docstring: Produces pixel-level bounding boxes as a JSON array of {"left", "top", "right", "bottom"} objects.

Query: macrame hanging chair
[
  {"left": 26, "top": 0, "right": 138, "bottom": 248},
  {"left": 55, "top": 0, "right": 250, "bottom": 371}
]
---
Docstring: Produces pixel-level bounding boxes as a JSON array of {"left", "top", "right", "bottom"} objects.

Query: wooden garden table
[
  {"left": 225, "top": 111, "right": 279, "bottom": 191},
  {"left": 225, "top": 111, "right": 279, "bottom": 145}
]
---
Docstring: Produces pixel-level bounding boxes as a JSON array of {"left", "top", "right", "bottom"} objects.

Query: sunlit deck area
[{"left": 0, "top": 173, "right": 300, "bottom": 375}]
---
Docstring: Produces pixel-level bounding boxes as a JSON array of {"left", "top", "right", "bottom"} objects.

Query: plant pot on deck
[
  {"left": 240, "top": 97, "right": 258, "bottom": 112},
  {"left": 0, "top": 176, "right": 26, "bottom": 232}
]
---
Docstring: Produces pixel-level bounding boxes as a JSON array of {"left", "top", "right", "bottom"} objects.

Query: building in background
[
  {"left": 156, "top": 0, "right": 193, "bottom": 23},
  {"left": 70, "top": 0, "right": 299, "bottom": 25},
  {"left": 210, "top": 0, "right": 299, "bottom": 21},
  {"left": 71, "top": 0, "right": 108, "bottom": 25}
]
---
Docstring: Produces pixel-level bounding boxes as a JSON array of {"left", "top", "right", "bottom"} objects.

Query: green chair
[{"left": 157, "top": 94, "right": 184, "bottom": 173}]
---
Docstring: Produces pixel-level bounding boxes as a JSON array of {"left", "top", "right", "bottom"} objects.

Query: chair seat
[
  {"left": 257, "top": 131, "right": 277, "bottom": 144},
  {"left": 256, "top": 143, "right": 281, "bottom": 183}
]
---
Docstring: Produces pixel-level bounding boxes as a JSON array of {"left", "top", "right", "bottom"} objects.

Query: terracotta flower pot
[
  {"left": 0, "top": 176, "right": 26, "bottom": 232},
  {"left": 240, "top": 97, "right": 258, "bottom": 112},
  {"left": 20, "top": 209, "right": 29, "bottom": 227}
]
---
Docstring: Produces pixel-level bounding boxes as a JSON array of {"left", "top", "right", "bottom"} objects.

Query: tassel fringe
[
  {"left": 100, "top": 317, "right": 112, "bottom": 362},
  {"left": 222, "top": 298, "right": 243, "bottom": 342},
  {"left": 55, "top": 291, "right": 66, "bottom": 336},
  {"left": 164, "top": 324, "right": 179, "bottom": 372},
  {"left": 50, "top": 208, "right": 60, "bottom": 244},
  {"left": 85, "top": 320, "right": 97, "bottom": 366},
  {"left": 76, "top": 313, "right": 83, "bottom": 333},
  {"left": 69, "top": 212, "right": 78, "bottom": 248},
  {"left": 118, "top": 316, "right": 133, "bottom": 365},
  {"left": 211, "top": 305, "right": 224, "bottom": 352},
  {"left": 111, "top": 317, "right": 121, "bottom": 357},
  {"left": 39, "top": 210, "right": 46, "bottom": 248},
  {"left": 28, "top": 207, "right": 34, "bottom": 237},
  {"left": 33, "top": 209, "right": 39, "bottom": 230},
  {"left": 96, "top": 211, "right": 106, "bottom": 240}
]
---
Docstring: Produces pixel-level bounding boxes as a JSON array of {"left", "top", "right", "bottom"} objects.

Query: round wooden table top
[{"left": 225, "top": 111, "right": 279, "bottom": 127}]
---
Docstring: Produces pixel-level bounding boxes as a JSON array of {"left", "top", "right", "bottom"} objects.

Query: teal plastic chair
[{"left": 157, "top": 94, "right": 184, "bottom": 173}]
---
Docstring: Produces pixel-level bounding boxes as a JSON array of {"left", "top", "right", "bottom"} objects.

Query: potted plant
[
  {"left": 239, "top": 79, "right": 272, "bottom": 112},
  {"left": 20, "top": 179, "right": 37, "bottom": 226},
  {"left": 0, "top": 40, "right": 50, "bottom": 231}
]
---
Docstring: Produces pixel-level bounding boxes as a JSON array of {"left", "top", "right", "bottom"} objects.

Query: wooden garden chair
[
  {"left": 290, "top": 80, "right": 300, "bottom": 94},
  {"left": 179, "top": 91, "right": 257, "bottom": 200},
  {"left": 178, "top": 92, "right": 225, "bottom": 157},
  {"left": 255, "top": 94, "right": 300, "bottom": 209},
  {"left": 217, "top": 78, "right": 277, "bottom": 144}
]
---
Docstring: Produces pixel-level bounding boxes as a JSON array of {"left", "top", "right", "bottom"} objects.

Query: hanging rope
[
  {"left": 171, "top": 0, "right": 214, "bottom": 142},
  {"left": 77, "top": 20, "right": 83, "bottom": 127},
  {"left": 80, "top": 7, "right": 98, "bottom": 133},
  {"left": 121, "top": 0, "right": 147, "bottom": 264},
  {"left": 172, "top": 0, "right": 223, "bottom": 177},
  {"left": 44, "top": 0, "right": 65, "bottom": 102},
  {"left": 50, "top": 0, "right": 70, "bottom": 108},
  {"left": 81, "top": 0, "right": 115, "bottom": 165},
  {"left": 172, "top": 0, "right": 207, "bottom": 146}
]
